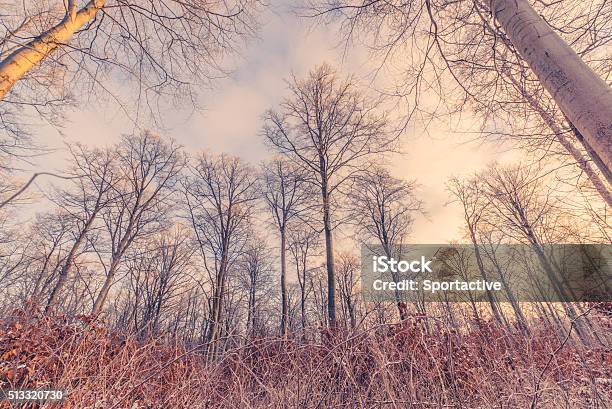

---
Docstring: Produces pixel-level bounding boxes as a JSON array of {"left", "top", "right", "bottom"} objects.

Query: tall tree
[
  {"left": 123, "top": 225, "right": 194, "bottom": 337},
  {"left": 263, "top": 64, "right": 397, "bottom": 328},
  {"left": 0, "top": 0, "right": 261, "bottom": 210},
  {"left": 92, "top": 132, "right": 184, "bottom": 314},
  {"left": 447, "top": 176, "right": 505, "bottom": 324},
  {"left": 488, "top": 0, "right": 612, "bottom": 171},
  {"left": 288, "top": 226, "right": 320, "bottom": 335},
  {"left": 348, "top": 166, "right": 423, "bottom": 320},
  {"left": 261, "top": 157, "right": 313, "bottom": 337},
  {"left": 478, "top": 163, "right": 590, "bottom": 342},
  {"left": 46, "top": 144, "right": 118, "bottom": 311},
  {"left": 183, "top": 153, "right": 257, "bottom": 359},
  {"left": 239, "top": 236, "right": 275, "bottom": 338},
  {"left": 16, "top": 212, "right": 72, "bottom": 305},
  {"left": 336, "top": 251, "right": 360, "bottom": 329}
]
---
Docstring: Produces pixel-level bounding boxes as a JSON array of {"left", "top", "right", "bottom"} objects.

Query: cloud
[{"left": 25, "top": 3, "right": 517, "bottom": 243}]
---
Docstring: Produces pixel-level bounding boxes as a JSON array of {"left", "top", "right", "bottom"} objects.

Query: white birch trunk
[
  {"left": 0, "top": 0, "right": 105, "bottom": 100},
  {"left": 490, "top": 0, "right": 612, "bottom": 172},
  {"left": 505, "top": 74, "right": 612, "bottom": 206}
]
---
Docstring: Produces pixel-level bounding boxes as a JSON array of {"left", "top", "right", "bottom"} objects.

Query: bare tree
[
  {"left": 348, "top": 166, "right": 423, "bottom": 320},
  {"left": 263, "top": 64, "right": 397, "bottom": 328},
  {"left": 92, "top": 131, "right": 184, "bottom": 314},
  {"left": 501, "top": 71, "right": 611, "bottom": 206},
  {"left": 288, "top": 226, "right": 321, "bottom": 334},
  {"left": 478, "top": 163, "right": 590, "bottom": 342},
  {"left": 261, "top": 157, "right": 313, "bottom": 337},
  {"left": 0, "top": 0, "right": 262, "bottom": 126},
  {"left": 1, "top": 212, "right": 75, "bottom": 308},
  {"left": 183, "top": 153, "right": 257, "bottom": 359},
  {"left": 447, "top": 176, "right": 504, "bottom": 324},
  {"left": 45, "top": 143, "right": 118, "bottom": 311},
  {"left": 306, "top": 0, "right": 612, "bottom": 182},
  {"left": 336, "top": 251, "right": 360, "bottom": 329},
  {"left": 0, "top": 213, "right": 28, "bottom": 307},
  {"left": 477, "top": 226, "right": 530, "bottom": 334},
  {"left": 239, "top": 236, "right": 275, "bottom": 338},
  {"left": 122, "top": 225, "right": 194, "bottom": 337},
  {"left": 308, "top": 265, "right": 330, "bottom": 328},
  {"left": 0, "top": 0, "right": 261, "bottom": 211},
  {"left": 488, "top": 0, "right": 612, "bottom": 170}
]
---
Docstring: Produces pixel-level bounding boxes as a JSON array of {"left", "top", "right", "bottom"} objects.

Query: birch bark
[
  {"left": 490, "top": 0, "right": 612, "bottom": 172},
  {"left": 0, "top": 1, "right": 106, "bottom": 100}
]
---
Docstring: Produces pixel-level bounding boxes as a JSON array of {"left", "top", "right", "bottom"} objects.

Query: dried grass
[{"left": 1, "top": 309, "right": 610, "bottom": 408}]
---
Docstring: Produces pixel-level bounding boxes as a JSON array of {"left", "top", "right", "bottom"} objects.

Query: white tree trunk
[
  {"left": 505, "top": 73, "right": 612, "bottom": 206},
  {"left": 491, "top": 0, "right": 612, "bottom": 172},
  {"left": 0, "top": 0, "right": 105, "bottom": 100}
]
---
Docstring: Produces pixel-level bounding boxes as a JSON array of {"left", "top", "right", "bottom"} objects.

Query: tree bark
[
  {"left": 491, "top": 0, "right": 612, "bottom": 172},
  {"left": 569, "top": 121, "right": 612, "bottom": 187},
  {"left": 0, "top": 0, "right": 105, "bottom": 100}
]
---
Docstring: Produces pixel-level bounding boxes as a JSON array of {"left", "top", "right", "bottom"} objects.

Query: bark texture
[
  {"left": 0, "top": 1, "right": 105, "bottom": 100},
  {"left": 491, "top": 0, "right": 612, "bottom": 172}
]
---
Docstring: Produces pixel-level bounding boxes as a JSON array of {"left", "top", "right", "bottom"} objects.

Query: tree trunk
[
  {"left": 297, "top": 260, "right": 308, "bottom": 339},
  {"left": 525, "top": 233, "right": 589, "bottom": 344},
  {"left": 247, "top": 284, "right": 256, "bottom": 337},
  {"left": 383, "top": 245, "right": 407, "bottom": 320},
  {"left": 488, "top": 251, "right": 529, "bottom": 335},
  {"left": 468, "top": 230, "right": 503, "bottom": 324},
  {"left": 466, "top": 290, "right": 481, "bottom": 325},
  {"left": 280, "top": 228, "right": 289, "bottom": 338},
  {"left": 206, "top": 248, "right": 229, "bottom": 361},
  {"left": 91, "top": 194, "right": 142, "bottom": 315},
  {"left": 45, "top": 212, "right": 98, "bottom": 312},
  {"left": 505, "top": 74, "right": 612, "bottom": 206},
  {"left": 491, "top": 0, "right": 612, "bottom": 172},
  {"left": 571, "top": 123, "right": 612, "bottom": 187},
  {"left": 346, "top": 294, "right": 356, "bottom": 329},
  {"left": 321, "top": 184, "right": 337, "bottom": 328},
  {"left": 0, "top": 0, "right": 105, "bottom": 100},
  {"left": 91, "top": 255, "right": 122, "bottom": 315},
  {"left": 300, "top": 283, "right": 307, "bottom": 332},
  {"left": 45, "top": 231, "right": 85, "bottom": 312}
]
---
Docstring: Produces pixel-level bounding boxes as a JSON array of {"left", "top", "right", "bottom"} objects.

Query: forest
[{"left": 0, "top": 0, "right": 610, "bottom": 408}]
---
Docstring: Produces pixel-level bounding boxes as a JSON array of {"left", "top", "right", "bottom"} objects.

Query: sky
[{"left": 27, "top": 1, "right": 518, "bottom": 244}]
